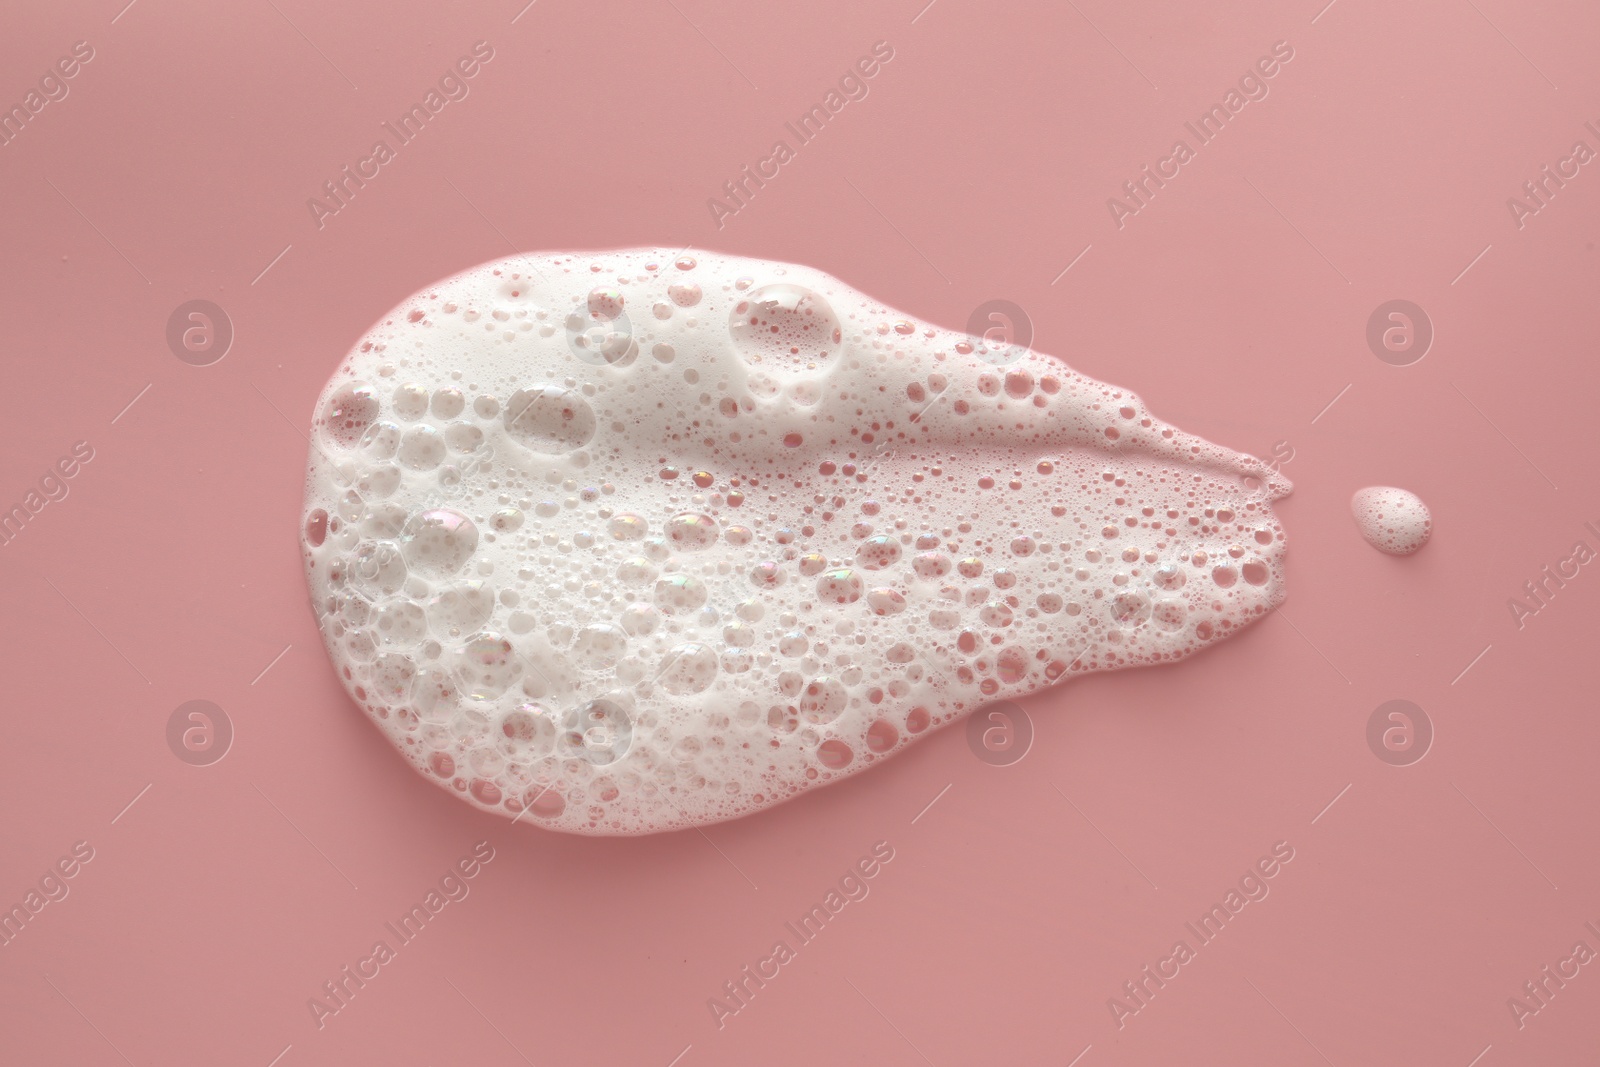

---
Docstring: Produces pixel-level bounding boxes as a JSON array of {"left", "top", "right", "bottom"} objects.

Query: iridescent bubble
[{"left": 608, "top": 514, "right": 648, "bottom": 540}]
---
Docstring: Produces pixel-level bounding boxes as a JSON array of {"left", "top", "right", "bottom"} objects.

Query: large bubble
[{"left": 729, "top": 284, "right": 842, "bottom": 373}]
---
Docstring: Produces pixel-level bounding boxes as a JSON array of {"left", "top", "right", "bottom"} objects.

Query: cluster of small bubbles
[
  {"left": 566, "top": 287, "right": 635, "bottom": 366},
  {"left": 302, "top": 249, "right": 1291, "bottom": 836},
  {"left": 1350, "top": 486, "right": 1431, "bottom": 556}
]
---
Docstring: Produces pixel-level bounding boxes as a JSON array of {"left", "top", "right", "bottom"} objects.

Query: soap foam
[
  {"left": 1351, "top": 486, "right": 1430, "bottom": 555},
  {"left": 301, "top": 249, "right": 1292, "bottom": 834}
]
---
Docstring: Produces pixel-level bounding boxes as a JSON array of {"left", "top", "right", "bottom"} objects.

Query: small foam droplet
[{"left": 1351, "top": 486, "right": 1431, "bottom": 556}]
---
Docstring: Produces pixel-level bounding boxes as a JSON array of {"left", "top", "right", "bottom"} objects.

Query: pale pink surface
[{"left": 2, "top": 1, "right": 1598, "bottom": 1064}]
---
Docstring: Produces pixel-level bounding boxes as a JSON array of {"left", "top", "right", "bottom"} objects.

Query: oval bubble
[{"left": 503, "top": 386, "right": 597, "bottom": 452}]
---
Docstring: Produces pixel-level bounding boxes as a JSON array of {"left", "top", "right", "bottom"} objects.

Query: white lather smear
[{"left": 301, "top": 250, "right": 1292, "bottom": 834}]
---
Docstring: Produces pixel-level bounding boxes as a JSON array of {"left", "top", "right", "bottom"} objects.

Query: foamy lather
[{"left": 301, "top": 250, "right": 1291, "bottom": 834}]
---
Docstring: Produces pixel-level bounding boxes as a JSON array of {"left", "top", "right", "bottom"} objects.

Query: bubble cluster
[
  {"left": 301, "top": 250, "right": 1292, "bottom": 835},
  {"left": 1350, "top": 486, "right": 1431, "bottom": 555}
]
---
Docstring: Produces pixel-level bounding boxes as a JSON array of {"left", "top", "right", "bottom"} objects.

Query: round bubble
[
  {"left": 401, "top": 510, "right": 479, "bottom": 578},
  {"left": 729, "top": 284, "right": 841, "bottom": 372},
  {"left": 503, "top": 386, "right": 597, "bottom": 452}
]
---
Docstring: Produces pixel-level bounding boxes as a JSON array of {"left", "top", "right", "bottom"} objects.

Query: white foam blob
[
  {"left": 1351, "top": 486, "right": 1431, "bottom": 556},
  {"left": 301, "top": 250, "right": 1293, "bottom": 834}
]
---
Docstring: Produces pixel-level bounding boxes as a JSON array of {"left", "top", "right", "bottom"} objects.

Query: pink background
[{"left": 3, "top": 0, "right": 1598, "bottom": 1064}]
